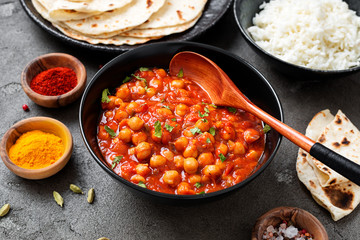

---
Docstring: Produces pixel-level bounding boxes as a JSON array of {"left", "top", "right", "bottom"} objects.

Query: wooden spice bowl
[
  {"left": 0, "top": 117, "right": 73, "bottom": 180},
  {"left": 252, "top": 206, "right": 328, "bottom": 240},
  {"left": 21, "top": 53, "right": 86, "bottom": 108}
]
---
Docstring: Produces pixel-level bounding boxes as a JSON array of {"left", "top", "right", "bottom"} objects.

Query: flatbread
[
  {"left": 62, "top": 0, "right": 166, "bottom": 36},
  {"left": 137, "top": 0, "right": 207, "bottom": 29},
  {"left": 296, "top": 109, "right": 360, "bottom": 221},
  {"left": 120, "top": 13, "right": 201, "bottom": 38}
]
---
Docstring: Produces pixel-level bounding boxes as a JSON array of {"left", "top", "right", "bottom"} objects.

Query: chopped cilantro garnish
[
  {"left": 162, "top": 105, "right": 171, "bottom": 110},
  {"left": 198, "top": 110, "right": 209, "bottom": 118},
  {"left": 171, "top": 118, "right": 177, "bottom": 122},
  {"left": 139, "top": 67, "right": 149, "bottom": 71},
  {"left": 164, "top": 123, "right": 174, "bottom": 132},
  {"left": 161, "top": 99, "right": 165, "bottom": 103},
  {"left": 190, "top": 127, "right": 202, "bottom": 135},
  {"left": 196, "top": 191, "right": 205, "bottom": 195},
  {"left": 104, "top": 126, "right": 116, "bottom": 138},
  {"left": 206, "top": 138, "right": 211, "bottom": 144},
  {"left": 204, "top": 107, "right": 209, "bottom": 113},
  {"left": 122, "top": 76, "right": 131, "bottom": 83},
  {"left": 201, "top": 102, "right": 206, "bottom": 105},
  {"left": 144, "top": 86, "right": 149, "bottom": 92},
  {"left": 177, "top": 68, "right": 184, "bottom": 78},
  {"left": 138, "top": 181, "right": 147, "bottom": 188},
  {"left": 219, "top": 153, "right": 227, "bottom": 162},
  {"left": 154, "top": 121, "right": 162, "bottom": 138},
  {"left": 111, "top": 155, "right": 123, "bottom": 169},
  {"left": 228, "top": 107, "right": 237, "bottom": 113},
  {"left": 209, "top": 127, "right": 216, "bottom": 136},
  {"left": 131, "top": 74, "right": 147, "bottom": 84},
  {"left": 195, "top": 182, "right": 202, "bottom": 188},
  {"left": 263, "top": 124, "right": 271, "bottom": 134},
  {"left": 209, "top": 104, "right": 217, "bottom": 108},
  {"left": 101, "top": 88, "right": 111, "bottom": 103},
  {"left": 201, "top": 119, "right": 208, "bottom": 123}
]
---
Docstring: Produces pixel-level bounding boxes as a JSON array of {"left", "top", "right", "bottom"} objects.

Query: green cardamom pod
[
  {"left": 87, "top": 188, "right": 95, "bottom": 204},
  {"left": 53, "top": 191, "right": 64, "bottom": 207},
  {"left": 0, "top": 204, "right": 10, "bottom": 217},
  {"left": 70, "top": 184, "right": 83, "bottom": 194},
  {"left": 97, "top": 238, "right": 110, "bottom": 240}
]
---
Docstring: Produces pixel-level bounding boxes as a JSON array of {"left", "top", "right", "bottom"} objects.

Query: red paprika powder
[{"left": 30, "top": 67, "right": 77, "bottom": 96}]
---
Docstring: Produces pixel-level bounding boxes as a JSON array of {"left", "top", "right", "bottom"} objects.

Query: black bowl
[
  {"left": 79, "top": 41, "right": 283, "bottom": 203},
  {"left": 234, "top": 0, "right": 360, "bottom": 78}
]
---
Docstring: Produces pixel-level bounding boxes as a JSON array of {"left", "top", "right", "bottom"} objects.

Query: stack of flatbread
[
  {"left": 32, "top": 0, "right": 208, "bottom": 46},
  {"left": 297, "top": 109, "right": 360, "bottom": 221}
]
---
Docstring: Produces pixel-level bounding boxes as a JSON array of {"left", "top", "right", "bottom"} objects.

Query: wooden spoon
[{"left": 170, "top": 51, "right": 360, "bottom": 185}]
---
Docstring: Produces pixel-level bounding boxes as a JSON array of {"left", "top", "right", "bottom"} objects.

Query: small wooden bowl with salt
[
  {"left": 21, "top": 53, "right": 86, "bottom": 108},
  {"left": 0, "top": 117, "right": 73, "bottom": 180}
]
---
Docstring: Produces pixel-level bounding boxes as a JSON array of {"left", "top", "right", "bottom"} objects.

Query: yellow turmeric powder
[{"left": 9, "top": 130, "right": 64, "bottom": 169}]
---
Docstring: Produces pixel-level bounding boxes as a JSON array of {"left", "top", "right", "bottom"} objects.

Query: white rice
[{"left": 247, "top": 0, "right": 360, "bottom": 70}]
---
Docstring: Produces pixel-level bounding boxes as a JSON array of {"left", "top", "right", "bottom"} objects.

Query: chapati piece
[
  {"left": 62, "top": 0, "right": 166, "bottom": 35},
  {"left": 296, "top": 109, "right": 360, "bottom": 221},
  {"left": 138, "top": 0, "right": 208, "bottom": 29},
  {"left": 54, "top": 23, "right": 160, "bottom": 45},
  {"left": 120, "top": 13, "right": 201, "bottom": 38}
]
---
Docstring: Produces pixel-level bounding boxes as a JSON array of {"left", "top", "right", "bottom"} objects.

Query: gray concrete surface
[{"left": 1, "top": 1, "right": 360, "bottom": 239}]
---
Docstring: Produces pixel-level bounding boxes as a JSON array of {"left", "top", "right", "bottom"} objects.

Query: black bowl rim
[
  {"left": 79, "top": 41, "right": 284, "bottom": 200},
  {"left": 233, "top": 0, "right": 360, "bottom": 75}
]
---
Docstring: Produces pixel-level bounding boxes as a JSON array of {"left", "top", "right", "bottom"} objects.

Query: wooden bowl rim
[
  {"left": 21, "top": 53, "right": 86, "bottom": 101},
  {"left": 251, "top": 206, "right": 328, "bottom": 240},
  {"left": 0, "top": 116, "right": 73, "bottom": 179}
]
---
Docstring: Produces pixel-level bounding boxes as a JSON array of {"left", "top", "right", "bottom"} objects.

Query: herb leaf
[
  {"left": 194, "top": 182, "right": 202, "bottom": 188},
  {"left": 122, "top": 76, "right": 131, "bottom": 83},
  {"left": 101, "top": 88, "right": 111, "bottom": 103},
  {"left": 131, "top": 74, "right": 147, "bottom": 84},
  {"left": 139, "top": 67, "right": 149, "bottom": 71},
  {"left": 198, "top": 110, "right": 209, "bottom": 118},
  {"left": 206, "top": 138, "right": 211, "bottom": 144},
  {"left": 228, "top": 107, "right": 237, "bottom": 113},
  {"left": 138, "top": 181, "right": 147, "bottom": 188},
  {"left": 162, "top": 105, "right": 171, "bottom": 110},
  {"left": 196, "top": 191, "right": 205, "bottom": 195},
  {"left": 154, "top": 121, "right": 162, "bottom": 138},
  {"left": 204, "top": 107, "right": 209, "bottom": 113},
  {"left": 171, "top": 118, "right": 177, "bottom": 122},
  {"left": 209, "top": 104, "right": 217, "bottom": 108},
  {"left": 219, "top": 153, "right": 227, "bottom": 162},
  {"left": 177, "top": 68, "right": 184, "bottom": 78},
  {"left": 263, "top": 124, "right": 271, "bottom": 134},
  {"left": 104, "top": 126, "right": 116, "bottom": 138},
  {"left": 164, "top": 123, "right": 175, "bottom": 132},
  {"left": 201, "top": 119, "right": 208, "bottom": 123},
  {"left": 209, "top": 127, "right": 216, "bottom": 136},
  {"left": 112, "top": 155, "right": 123, "bottom": 169},
  {"left": 190, "top": 127, "right": 202, "bottom": 135}
]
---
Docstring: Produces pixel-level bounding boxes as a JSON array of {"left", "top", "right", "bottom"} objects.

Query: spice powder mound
[
  {"left": 30, "top": 67, "right": 77, "bottom": 96},
  {"left": 9, "top": 130, "right": 64, "bottom": 169}
]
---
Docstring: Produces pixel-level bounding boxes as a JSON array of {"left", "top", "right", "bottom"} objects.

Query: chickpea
[
  {"left": 183, "top": 144, "right": 198, "bottom": 158},
  {"left": 174, "top": 155, "right": 184, "bottom": 169},
  {"left": 149, "top": 79, "right": 163, "bottom": 89},
  {"left": 132, "top": 132, "right": 147, "bottom": 145},
  {"left": 163, "top": 170, "right": 181, "bottom": 186},
  {"left": 128, "top": 116, "right": 144, "bottom": 131},
  {"left": 131, "top": 86, "right": 145, "bottom": 95},
  {"left": 135, "top": 80, "right": 146, "bottom": 87},
  {"left": 162, "top": 149, "right": 174, "bottom": 161},
  {"left": 246, "top": 150, "right": 260, "bottom": 161},
  {"left": 116, "top": 85, "right": 130, "bottom": 99},
  {"left": 118, "top": 128, "right": 132, "bottom": 143},
  {"left": 130, "top": 174, "right": 145, "bottom": 184},
  {"left": 171, "top": 80, "right": 185, "bottom": 89},
  {"left": 146, "top": 87, "right": 157, "bottom": 97},
  {"left": 177, "top": 182, "right": 195, "bottom": 195},
  {"left": 135, "top": 142, "right": 152, "bottom": 160},
  {"left": 197, "top": 153, "right": 214, "bottom": 168},
  {"left": 157, "top": 107, "right": 172, "bottom": 116},
  {"left": 150, "top": 155, "right": 167, "bottom": 168},
  {"left": 136, "top": 164, "right": 150, "bottom": 176},
  {"left": 220, "top": 127, "right": 235, "bottom": 140},
  {"left": 98, "top": 126, "right": 109, "bottom": 140},
  {"left": 194, "top": 119, "right": 210, "bottom": 132},
  {"left": 126, "top": 102, "right": 139, "bottom": 115},
  {"left": 155, "top": 68, "right": 167, "bottom": 77},
  {"left": 228, "top": 140, "right": 235, "bottom": 151},
  {"left": 174, "top": 137, "right": 189, "bottom": 152},
  {"left": 105, "top": 110, "right": 113, "bottom": 119},
  {"left": 150, "top": 129, "right": 161, "bottom": 143},
  {"left": 183, "top": 128, "right": 193, "bottom": 137},
  {"left": 216, "top": 143, "right": 228, "bottom": 156},
  {"left": 233, "top": 141, "right": 246, "bottom": 155},
  {"left": 114, "top": 109, "right": 129, "bottom": 122},
  {"left": 175, "top": 104, "right": 189, "bottom": 116},
  {"left": 203, "top": 165, "right": 222, "bottom": 178},
  {"left": 189, "top": 175, "right": 202, "bottom": 184},
  {"left": 244, "top": 129, "right": 260, "bottom": 143},
  {"left": 114, "top": 98, "right": 123, "bottom": 107},
  {"left": 184, "top": 157, "right": 199, "bottom": 174},
  {"left": 128, "top": 147, "right": 136, "bottom": 155}
]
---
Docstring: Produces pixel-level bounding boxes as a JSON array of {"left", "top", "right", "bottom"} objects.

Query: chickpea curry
[{"left": 97, "top": 67, "right": 266, "bottom": 195}]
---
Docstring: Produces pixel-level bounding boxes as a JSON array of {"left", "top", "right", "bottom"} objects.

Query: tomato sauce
[{"left": 97, "top": 68, "right": 265, "bottom": 195}]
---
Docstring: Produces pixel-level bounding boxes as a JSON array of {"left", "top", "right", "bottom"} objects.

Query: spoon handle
[{"left": 246, "top": 103, "right": 360, "bottom": 186}]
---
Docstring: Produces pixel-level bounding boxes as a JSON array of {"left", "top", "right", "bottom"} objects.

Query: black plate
[{"left": 20, "top": 0, "right": 232, "bottom": 52}]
